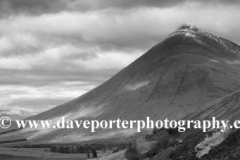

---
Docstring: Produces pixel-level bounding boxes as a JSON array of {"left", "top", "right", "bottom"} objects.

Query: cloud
[
  {"left": 1, "top": 3, "right": 240, "bottom": 54},
  {"left": 1, "top": 0, "right": 240, "bottom": 17},
  {"left": 0, "top": 37, "right": 12, "bottom": 52},
  {"left": 0, "top": 57, "right": 32, "bottom": 70},
  {"left": 0, "top": 82, "right": 97, "bottom": 117},
  {"left": 74, "top": 0, "right": 240, "bottom": 11},
  {"left": 0, "top": 0, "right": 68, "bottom": 17},
  {"left": 67, "top": 0, "right": 187, "bottom": 11}
]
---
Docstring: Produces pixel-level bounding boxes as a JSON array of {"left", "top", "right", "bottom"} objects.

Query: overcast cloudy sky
[{"left": 1, "top": 0, "right": 240, "bottom": 118}]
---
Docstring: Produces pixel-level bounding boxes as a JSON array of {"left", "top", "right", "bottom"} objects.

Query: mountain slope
[
  {"left": 186, "top": 89, "right": 240, "bottom": 121},
  {"left": 2, "top": 25, "right": 240, "bottom": 143},
  {"left": 32, "top": 25, "right": 240, "bottom": 120}
]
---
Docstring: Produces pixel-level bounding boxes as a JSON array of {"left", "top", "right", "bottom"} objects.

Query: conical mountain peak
[{"left": 2, "top": 26, "right": 240, "bottom": 143}]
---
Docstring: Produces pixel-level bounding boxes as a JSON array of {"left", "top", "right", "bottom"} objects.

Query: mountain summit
[{"left": 2, "top": 25, "right": 240, "bottom": 143}]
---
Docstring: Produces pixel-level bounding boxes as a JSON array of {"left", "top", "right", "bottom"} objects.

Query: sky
[{"left": 1, "top": 0, "right": 240, "bottom": 119}]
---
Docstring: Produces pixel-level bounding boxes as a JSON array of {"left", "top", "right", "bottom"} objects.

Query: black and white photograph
[{"left": 1, "top": 0, "right": 240, "bottom": 159}]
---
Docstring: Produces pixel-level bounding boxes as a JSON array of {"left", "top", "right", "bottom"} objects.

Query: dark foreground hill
[{"left": 1, "top": 25, "right": 240, "bottom": 143}]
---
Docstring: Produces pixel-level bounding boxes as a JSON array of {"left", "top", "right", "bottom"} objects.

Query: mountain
[{"left": 2, "top": 24, "right": 240, "bottom": 143}]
